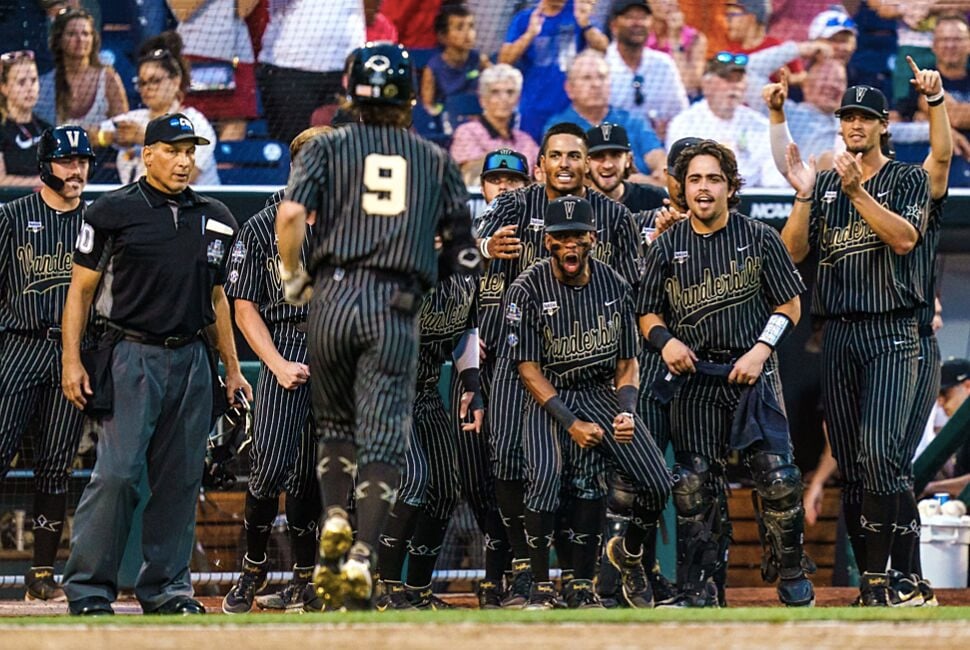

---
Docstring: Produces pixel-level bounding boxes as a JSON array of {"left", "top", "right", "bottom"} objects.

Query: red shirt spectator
[
  {"left": 383, "top": 0, "right": 442, "bottom": 50},
  {"left": 365, "top": 0, "right": 399, "bottom": 42}
]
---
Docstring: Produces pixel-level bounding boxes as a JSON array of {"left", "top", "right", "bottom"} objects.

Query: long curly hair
[
  {"left": 49, "top": 8, "right": 103, "bottom": 123},
  {"left": 672, "top": 139, "right": 744, "bottom": 209},
  {"left": 137, "top": 31, "right": 192, "bottom": 98}
]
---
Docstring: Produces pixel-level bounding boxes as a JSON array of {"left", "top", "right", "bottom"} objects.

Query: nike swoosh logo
[
  {"left": 605, "top": 299, "right": 619, "bottom": 306},
  {"left": 893, "top": 340, "right": 906, "bottom": 345},
  {"left": 737, "top": 245, "right": 751, "bottom": 252},
  {"left": 764, "top": 369, "right": 775, "bottom": 376},
  {"left": 877, "top": 191, "right": 890, "bottom": 198},
  {"left": 15, "top": 133, "right": 35, "bottom": 149}
]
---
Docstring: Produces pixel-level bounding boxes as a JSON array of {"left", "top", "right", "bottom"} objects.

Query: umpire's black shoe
[
  {"left": 24, "top": 566, "right": 66, "bottom": 602},
  {"left": 777, "top": 575, "right": 815, "bottom": 607},
  {"left": 151, "top": 596, "right": 206, "bottom": 615},
  {"left": 69, "top": 596, "right": 114, "bottom": 617},
  {"left": 563, "top": 579, "right": 605, "bottom": 609},
  {"left": 500, "top": 559, "right": 532, "bottom": 609},
  {"left": 605, "top": 536, "right": 653, "bottom": 609},
  {"left": 223, "top": 555, "right": 268, "bottom": 614},
  {"left": 475, "top": 579, "right": 503, "bottom": 609}
]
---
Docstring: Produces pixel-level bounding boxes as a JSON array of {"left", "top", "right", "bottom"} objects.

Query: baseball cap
[
  {"left": 545, "top": 196, "right": 596, "bottom": 233},
  {"left": 481, "top": 148, "right": 530, "bottom": 181},
  {"left": 667, "top": 137, "right": 703, "bottom": 172},
  {"left": 808, "top": 8, "right": 858, "bottom": 40},
  {"left": 705, "top": 51, "right": 749, "bottom": 77},
  {"left": 940, "top": 358, "right": 970, "bottom": 391},
  {"left": 144, "top": 112, "right": 212, "bottom": 146},
  {"left": 610, "top": 0, "right": 651, "bottom": 18},
  {"left": 834, "top": 85, "right": 889, "bottom": 120},
  {"left": 586, "top": 123, "right": 631, "bottom": 154},
  {"left": 726, "top": 0, "right": 771, "bottom": 24}
]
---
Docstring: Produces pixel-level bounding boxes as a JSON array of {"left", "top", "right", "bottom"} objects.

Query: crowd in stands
[{"left": 3, "top": 0, "right": 970, "bottom": 187}]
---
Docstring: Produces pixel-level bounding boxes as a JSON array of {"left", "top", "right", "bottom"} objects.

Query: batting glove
[{"left": 278, "top": 261, "right": 313, "bottom": 306}]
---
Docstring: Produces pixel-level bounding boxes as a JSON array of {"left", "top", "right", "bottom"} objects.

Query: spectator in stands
[
  {"left": 681, "top": 0, "right": 738, "bottom": 57},
  {"left": 450, "top": 63, "right": 539, "bottom": 186},
  {"left": 382, "top": 0, "right": 443, "bottom": 68},
  {"left": 764, "top": 63, "right": 846, "bottom": 169},
  {"left": 769, "top": 0, "right": 845, "bottom": 43},
  {"left": 102, "top": 31, "right": 219, "bottom": 185},
  {"left": 843, "top": 0, "right": 896, "bottom": 98},
  {"left": 919, "top": 14, "right": 970, "bottom": 139},
  {"left": 922, "top": 358, "right": 970, "bottom": 498},
  {"left": 499, "top": 0, "right": 608, "bottom": 141},
  {"left": 666, "top": 53, "right": 786, "bottom": 186},
  {"left": 364, "top": 0, "right": 398, "bottom": 42},
  {"left": 725, "top": 0, "right": 806, "bottom": 85},
  {"left": 257, "top": 0, "right": 364, "bottom": 145},
  {"left": 0, "top": 49, "right": 52, "bottom": 185},
  {"left": 421, "top": 4, "right": 490, "bottom": 116},
  {"left": 868, "top": 0, "right": 939, "bottom": 104},
  {"left": 645, "top": 0, "right": 708, "bottom": 100},
  {"left": 544, "top": 50, "right": 665, "bottom": 178},
  {"left": 807, "top": 5, "right": 858, "bottom": 66},
  {"left": 465, "top": 0, "right": 520, "bottom": 59},
  {"left": 169, "top": 0, "right": 260, "bottom": 143},
  {"left": 605, "top": 0, "right": 688, "bottom": 141},
  {"left": 35, "top": 7, "right": 128, "bottom": 148}
]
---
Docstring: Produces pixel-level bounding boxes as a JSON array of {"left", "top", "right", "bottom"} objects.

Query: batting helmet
[
  {"left": 348, "top": 42, "right": 414, "bottom": 107},
  {"left": 37, "top": 125, "right": 96, "bottom": 191}
]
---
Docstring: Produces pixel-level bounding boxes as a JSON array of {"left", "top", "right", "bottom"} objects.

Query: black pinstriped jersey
[
  {"left": 808, "top": 160, "right": 929, "bottom": 316},
  {"left": 0, "top": 192, "right": 83, "bottom": 330},
  {"left": 638, "top": 213, "right": 805, "bottom": 351},
  {"left": 416, "top": 274, "right": 477, "bottom": 389},
  {"left": 478, "top": 184, "right": 643, "bottom": 355},
  {"left": 224, "top": 196, "right": 314, "bottom": 325},
  {"left": 284, "top": 122, "right": 476, "bottom": 289},
  {"left": 475, "top": 199, "right": 511, "bottom": 353},
  {"left": 914, "top": 194, "right": 945, "bottom": 328},
  {"left": 505, "top": 258, "right": 639, "bottom": 390}
]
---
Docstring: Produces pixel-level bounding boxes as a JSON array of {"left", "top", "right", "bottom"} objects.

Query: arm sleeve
[
  {"left": 769, "top": 119, "right": 794, "bottom": 176},
  {"left": 505, "top": 281, "right": 541, "bottom": 364},
  {"left": 746, "top": 42, "right": 801, "bottom": 79},
  {"left": 224, "top": 221, "right": 267, "bottom": 303},
  {"left": 760, "top": 225, "right": 807, "bottom": 307},
  {"left": 437, "top": 156, "right": 480, "bottom": 280},
  {"left": 284, "top": 137, "right": 327, "bottom": 213}
]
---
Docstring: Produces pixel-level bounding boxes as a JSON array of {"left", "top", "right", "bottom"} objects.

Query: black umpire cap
[
  {"left": 545, "top": 196, "right": 595, "bottom": 233},
  {"left": 835, "top": 85, "right": 890, "bottom": 120},
  {"left": 144, "top": 112, "right": 212, "bottom": 146},
  {"left": 667, "top": 136, "right": 703, "bottom": 172},
  {"left": 586, "top": 123, "right": 631, "bottom": 154},
  {"left": 940, "top": 358, "right": 970, "bottom": 391}
]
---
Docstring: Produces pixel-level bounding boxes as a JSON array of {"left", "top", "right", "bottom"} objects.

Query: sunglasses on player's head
[{"left": 483, "top": 151, "right": 528, "bottom": 176}]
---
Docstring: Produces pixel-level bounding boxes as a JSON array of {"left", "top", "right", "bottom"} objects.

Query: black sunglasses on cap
[{"left": 482, "top": 150, "right": 529, "bottom": 177}]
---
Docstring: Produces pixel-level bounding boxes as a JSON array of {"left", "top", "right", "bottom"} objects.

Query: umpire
[
  {"left": 60, "top": 113, "right": 252, "bottom": 616},
  {"left": 275, "top": 43, "right": 480, "bottom": 611},
  {"left": 639, "top": 140, "right": 813, "bottom": 608},
  {"left": 781, "top": 85, "right": 930, "bottom": 607},
  {"left": 0, "top": 125, "right": 95, "bottom": 601}
]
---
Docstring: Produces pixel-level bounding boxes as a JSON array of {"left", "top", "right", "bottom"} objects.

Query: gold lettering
[{"left": 541, "top": 312, "right": 623, "bottom": 360}]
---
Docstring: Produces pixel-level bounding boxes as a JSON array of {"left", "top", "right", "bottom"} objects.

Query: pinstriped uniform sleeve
[
  {"left": 636, "top": 238, "right": 668, "bottom": 317},
  {"left": 887, "top": 164, "right": 930, "bottom": 234},
  {"left": 505, "top": 279, "right": 540, "bottom": 364},
  {"left": 0, "top": 208, "right": 10, "bottom": 298},
  {"left": 476, "top": 189, "right": 520, "bottom": 239},
  {"left": 438, "top": 155, "right": 478, "bottom": 279},
  {"left": 225, "top": 220, "right": 265, "bottom": 304},
  {"left": 618, "top": 287, "right": 640, "bottom": 360},
  {"left": 760, "top": 225, "right": 806, "bottom": 307},
  {"left": 614, "top": 204, "right": 644, "bottom": 289},
  {"left": 284, "top": 137, "right": 327, "bottom": 213}
]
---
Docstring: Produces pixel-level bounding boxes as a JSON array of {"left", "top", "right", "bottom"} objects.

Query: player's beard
[{"left": 550, "top": 240, "right": 593, "bottom": 285}]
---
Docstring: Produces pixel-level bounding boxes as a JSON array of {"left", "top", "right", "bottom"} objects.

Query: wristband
[
  {"left": 478, "top": 237, "right": 493, "bottom": 260},
  {"left": 647, "top": 325, "right": 674, "bottom": 351},
  {"left": 616, "top": 385, "right": 638, "bottom": 414},
  {"left": 757, "top": 313, "right": 794, "bottom": 350},
  {"left": 927, "top": 91, "right": 945, "bottom": 106},
  {"left": 543, "top": 395, "right": 577, "bottom": 430},
  {"left": 793, "top": 195, "right": 812, "bottom": 203}
]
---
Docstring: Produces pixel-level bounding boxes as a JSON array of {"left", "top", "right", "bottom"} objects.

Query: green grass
[{"left": 3, "top": 607, "right": 970, "bottom": 626}]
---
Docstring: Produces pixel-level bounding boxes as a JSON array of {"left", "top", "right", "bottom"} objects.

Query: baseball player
[
  {"left": 0, "top": 125, "right": 94, "bottom": 601},
  {"left": 639, "top": 140, "right": 813, "bottom": 608},
  {"left": 476, "top": 121, "right": 643, "bottom": 607},
  {"left": 221, "top": 127, "right": 332, "bottom": 614},
  {"left": 781, "top": 83, "right": 930, "bottom": 607},
  {"left": 458, "top": 148, "right": 531, "bottom": 609},
  {"left": 376, "top": 272, "right": 483, "bottom": 610},
  {"left": 585, "top": 123, "right": 666, "bottom": 213},
  {"left": 275, "top": 43, "right": 480, "bottom": 611},
  {"left": 505, "top": 196, "right": 671, "bottom": 609}
]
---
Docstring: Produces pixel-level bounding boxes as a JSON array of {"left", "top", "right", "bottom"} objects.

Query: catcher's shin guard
[{"left": 672, "top": 454, "right": 722, "bottom": 606}]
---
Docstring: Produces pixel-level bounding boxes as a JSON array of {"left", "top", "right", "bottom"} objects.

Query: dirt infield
[{"left": 3, "top": 621, "right": 970, "bottom": 650}]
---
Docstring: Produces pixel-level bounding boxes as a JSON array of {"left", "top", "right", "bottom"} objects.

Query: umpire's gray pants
[{"left": 63, "top": 339, "right": 212, "bottom": 610}]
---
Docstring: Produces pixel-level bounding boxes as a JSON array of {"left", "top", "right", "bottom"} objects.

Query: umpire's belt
[
  {"left": 107, "top": 323, "right": 201, "bottom": 349},
  {"left": 4, "top": 326, "right": 61, "bottom": 341},
  {"left": 696, "top": 348, "right": 746, "bottom": 364},
  {"left": 831, "top": 308, "right": 916, "bottom": 323}
]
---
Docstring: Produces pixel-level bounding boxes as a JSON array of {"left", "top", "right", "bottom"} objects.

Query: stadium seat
[
  {"left": 412, "top": 103, "right": 453, "bottom": 148},
  {"left": 892, "top": 142, "right": 930, "bottom": 165},
  {"left": 444, "top": 92, "right": 482, "bottom": 129},
  {"left": 215, "top": 139, "right": 290, "bottom": 185},
  {"left": 949, "top": 155, "right": 970, "bottom": 188}
]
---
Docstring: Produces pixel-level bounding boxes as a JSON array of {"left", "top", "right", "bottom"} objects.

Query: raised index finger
[
  {"left": 779, "top": 66, "right": 789, "bottom": 93},
  {"left": 906, "top": 55, "right": 921, "bottom": 77}
]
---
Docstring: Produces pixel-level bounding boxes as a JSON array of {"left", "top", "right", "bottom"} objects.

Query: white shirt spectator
[
  {"left": 666, "top": 100, "right": 787, "bottom": 187},
  {"left": 605, "top": 42, "right": 687, "bottom": 128},
  {"left": 258, "top": 0, "right": 365, "bottom": 72},
  {"left": 176, "top": 0, "right": 256, "bottom": 64}
]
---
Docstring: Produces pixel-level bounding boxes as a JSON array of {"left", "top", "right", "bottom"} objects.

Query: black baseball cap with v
[
  {"left": 545, "top": 196, "right": 596, "bottom": 233},
  {"left": 835, "top": 85, "right": 889, "bottom": 120},
  {"left": 144, "top": 112, "right": 212, "bottom": 146},
  {"left": 586, "top": 123, "right": 631, "bottom": 154}
]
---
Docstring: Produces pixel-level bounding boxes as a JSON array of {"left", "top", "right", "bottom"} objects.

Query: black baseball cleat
[
  {"left": 648, "top": 562, "right": 680, "bottom": 607},
  {"left": 500, "top": 559, "right": 532, "bottom": 609},
  {"left": 605, "top": 536, "right": 654, "bottom": 609},
  {"left": 407, "top": 584, "right": 455, "bottom": 610},
  {"left": 858, "top": 572, "right": 909, "bottom": 607},
  {"left": 777, "top": 575, "right": 815, "bottom": 607},
  {"left": 341, "top": 541, "right": 375, "bottom": 611},
  {"left": 313, "top": 507, "right": 354, "bottom": 610},
  {"left": 679, "top": 579, "right": 720, "bottom": 608},
  {"left": 256, "top": 565, "right": 318, "bottom": 612},
  {"left": 524, "top": 581, "right": 559, "bottom": 610},
  {"left": 223, "top": 555, "right": 269, "bottom": 614},
  {"left": 375, "top": 580, "right": 416, "bottom": 611},
  {"left": 475, "top": 579, "right": 503, "bottom": 610},
  {"left": 563, "top": 579, "right": 605, "bottom": 609},
  {"left": 913, "top": 575, "right": 938, "bottom": 607},
  {"left": 24, "top": 566, "right": 66, "bottom": 602},
  {"left": 887, "top": 570, "right": 925, "bottom": 607}
]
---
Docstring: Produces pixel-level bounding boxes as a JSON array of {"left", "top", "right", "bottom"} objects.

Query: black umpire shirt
[{"left": 74, "top": 177, "right": 237, "bottom": 337}]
